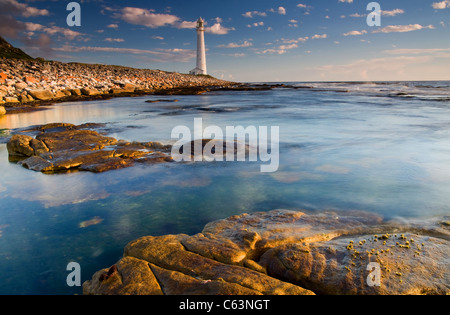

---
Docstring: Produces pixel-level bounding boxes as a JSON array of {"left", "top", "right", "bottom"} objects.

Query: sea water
[{"left": 0, "top": 81, "right": 449, "bottom": 294}]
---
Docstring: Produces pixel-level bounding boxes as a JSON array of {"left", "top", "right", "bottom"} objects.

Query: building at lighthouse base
[{"left": 189, "top": 67, "right": 207, "bottom": 75}]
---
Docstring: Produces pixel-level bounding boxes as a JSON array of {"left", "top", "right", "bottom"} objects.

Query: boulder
[
  {"left": 70, "top": 89, "right": 82, "bottom": 96},
  {"left": 260, "top": 233, "right": 449, "bottom": 295},
  {"left": 0, "top": 73, "right": 7, "bottom": 84},
  {"left": 8, "top": 123, "right": 173, "bottom": 173},
  {"left": 14, "top": 82, "right": 28, "bottom": 90},
  {"left": 29, "top": 89, "right": 54, "bottom": 101},
  {"left": 53, "top": 90, "right": 67, "bottom": 98},
  {"left": 0, "top": 106, "right": 6, "bottom": 116},
  {"left": 83, "top": 210, "right": 450, "bottom": 295},
  {"left": 24, "top": 76, "right": 37, "bottom": 85},
  {"left": 84, "top": 233, "right": 314, "bottom": 295},
  {"left": 6, "top": 134, "right": 35, "bottom": 156},
  {"left": 4, "top": 97, "right": 19, "bottom": 103},
  {"left": 81, "top": 88, "right": 100, "bottom": 96}
]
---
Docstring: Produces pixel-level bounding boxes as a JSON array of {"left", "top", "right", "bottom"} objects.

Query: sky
[{"left": 1, "top": 0, "right": 450, "bottom": 82}]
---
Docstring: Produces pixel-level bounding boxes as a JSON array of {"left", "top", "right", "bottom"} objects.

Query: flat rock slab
[
  {"left": 7, "top": 123, "right": 173, "bottom": 173},
  {"left": 83, "top": 210, "right": 449, "bottom": 295}
]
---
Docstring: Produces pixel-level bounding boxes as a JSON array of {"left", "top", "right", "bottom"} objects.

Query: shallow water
[{"left": 0, "top": 81, "right": 450, "bottom": 294}]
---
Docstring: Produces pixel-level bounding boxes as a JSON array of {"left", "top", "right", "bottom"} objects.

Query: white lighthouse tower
[{"left": 190, "top": 18, "right": 207, "bottom": 75}]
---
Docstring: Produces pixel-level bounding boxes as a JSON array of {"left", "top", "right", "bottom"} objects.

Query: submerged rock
[
  {"left": 83, "top": 209, "right": 449, "bottom": 295},
  {"left": 7, "top": 123, "right": 173, "bottom": 173}
]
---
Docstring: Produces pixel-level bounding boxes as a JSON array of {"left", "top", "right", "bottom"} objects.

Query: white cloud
[
  {"left": 1, "top": 0, "right": 49, "bottom": 17},
  {"left": 114, "top": 7, "right": 180, "bottom": 28},
  {"left": 242, "top": 11, "right": 267, "bottom": 18},
  {"left": 25, "top": 23, "right": 85, "bottom": 40},
  {"left": 312, "top": 34, "right": 327, "bottom": 39},
  {"left": 107, "top": 24, "right": 119, "bottom": 29},
  {"left": 206, "top": 23, "right": 235, "bottom": 35},
  {"left": 381, "top": 9, "right": 405, "bottom": 16},
  {"left": 432, "top": 0, "right": 450, "bottom": 9},
  {"left": 278, "top": 7, "right": 287, "bottom": 15},
  {"left": 338, "top": 0, "right": 354, "bottom": 3},
  {"left": 373, "top": 24, "right": 435, "bottom": 34},
  {"left": 54, "top": 45, "right": 196, "bottom": 63},
  {"left": 217, "top": 41, "right": 253, "bottom": 48},
  {"left": 105, "top": 38, "right": 125, "bottom": 43},
  {"left": 247, "top": 22, "right": 264, "bottom": 28},
  {"left": 176, "top": 21, "right": 197, "bottom": 29},
  {"left": 343, "top": 30, "right": 367, "bottom": 36}
]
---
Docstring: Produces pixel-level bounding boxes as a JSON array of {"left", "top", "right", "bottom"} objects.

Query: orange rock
[
  {"left": 24, "top": 76, "right": 37, "bottom": 84},
  {"left": 0, "top": 73, "right": 7, "bottom": 84}
]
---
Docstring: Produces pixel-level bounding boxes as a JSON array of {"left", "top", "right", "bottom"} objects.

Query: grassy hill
[{"left": 0, "top": 36, "right": 34, "bottom": 60}]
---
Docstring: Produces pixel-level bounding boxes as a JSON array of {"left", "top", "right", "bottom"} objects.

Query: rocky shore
[
  {"left": 0, "top": 57, "right": 236, "bottom": 112},
  {"left": 7, "top": 122, "right": 175, "bottom": 173},
  {"left": 83, "top": 209, "right": 449, "bottom": 295}
]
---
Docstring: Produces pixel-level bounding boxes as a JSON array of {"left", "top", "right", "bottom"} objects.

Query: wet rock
[
  {"left": 260, "top": 233, "right": 449, "bottom": 295},
  {"left": 7, "top": 134, "right": 34, "bottom": 156},
  {"left": 84, "top": 210, "right": 449, "bottom": 295},
  {"left": 84, "top": 233, "right": 314, "bottom": 295},
  {"left": 81, "top": 88, "right": 100, "bottom": 96},
  {"left": 184, "top": 210, "right": 383, "bottom": 265},
  {"left": 28, "top": 89, "right": 54, "bottom": 101},
  {"left": 5, "top": 97, "right": 19, "bottom": 103},
  {"left": 18, "top": 156, "right": 54, "bottom": 172},
  {"left": 7, "top": 123, "right": 173, "bottom": 173},
  {"left": 84, "top": 257, "right": 164, "bottom": 295}
]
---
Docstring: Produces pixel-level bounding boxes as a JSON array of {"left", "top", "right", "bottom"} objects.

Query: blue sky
[{"left": 1, "top": 0, "right": 449, "bottom": 82}]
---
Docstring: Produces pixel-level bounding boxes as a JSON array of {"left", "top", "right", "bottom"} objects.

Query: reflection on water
[{"left": 1, "top": 83, "right": 450, "bottom": 294}]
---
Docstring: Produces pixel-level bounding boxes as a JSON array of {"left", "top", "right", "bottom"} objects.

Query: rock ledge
[{"left": 83, "top": 210, "right": 450, "bottom": 295}]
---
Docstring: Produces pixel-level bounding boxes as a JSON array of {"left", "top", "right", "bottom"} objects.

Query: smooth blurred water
[{"left": 0, "top": 81, "right": 449, "bottom": 294}]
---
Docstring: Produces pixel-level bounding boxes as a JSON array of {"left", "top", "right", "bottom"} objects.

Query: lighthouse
[{"left": 190, "top": 18, "right": 207, "bottom": 75}]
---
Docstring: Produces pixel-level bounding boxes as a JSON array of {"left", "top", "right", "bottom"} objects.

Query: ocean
[{"left": 0, "top": 81, "right": 449, "bottom": 294}]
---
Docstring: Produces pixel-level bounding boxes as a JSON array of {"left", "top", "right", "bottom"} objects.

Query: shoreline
[{"left": 0, "top": 57, "right": 242, "bottom": 114}]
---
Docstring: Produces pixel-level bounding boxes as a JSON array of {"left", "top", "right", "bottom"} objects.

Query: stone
[
  {"left": 260, "top": 233, "right": 449, "bottom": 295},
  {"left": 81, "top": 88, "right": 100, "bottom": 96},
  {"left": 70, "top": 89, "right": 82, "bottom": 96},
  {"left": 0, "top": 106, "right": 5, "bottom": 115},
  {"left": 4, "top": 97, "right": 19, "bottom": 103},
  {"left": 84, "top": 210, "right": 450, "bottom": 295},
  {"left": 0, "top": 73, "right": 7, "bottom": 84},
  {"left": 84, "top": 233, "right": 314, "bottom": 295},
  {"left": 61, "top": 89, "right": 72, "bottom": 96},
  {"left": 8, "top": 123, "right": 174, "bottom": 173},
  {"left": 54, "top": 90, "right": 67, "bottom": 98},
  {"left": 29, "top": 89, "right": 54, "bottom": 101},
  {"left": 14, "top": 82, "right": 28, "bottom": 90},
  {"left": 183, "top": 210, "right": 383, "bottom": 265},
  {"left": 7, "top": 134, "right": 34, "bottom": 156},
  {"left": 19, "top": 156, "right": 54, "bottom": 172},
  {"left": 122, "top": 83, "right": 136, "bottom": 92},
  {"left": 24, "top": 76, "right": 37, "bottom": 85},
  {"left": 30, "top": 138, "right": 49, "bottom": 155},
  {"left": 83, "top": 256, "right": 164, "bottom": 295}
]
